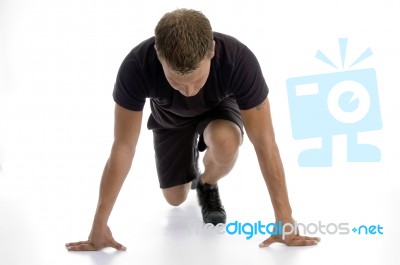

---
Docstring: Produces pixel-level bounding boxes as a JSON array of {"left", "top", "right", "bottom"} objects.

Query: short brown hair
[{"left": 155, "top": 9, "right": 213, "bottom": 74}]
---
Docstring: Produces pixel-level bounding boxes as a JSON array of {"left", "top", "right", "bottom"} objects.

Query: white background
[{"left": 1, "top": 0, "right": 399, "bottom": 264}]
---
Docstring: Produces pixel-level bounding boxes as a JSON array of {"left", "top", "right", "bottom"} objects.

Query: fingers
[
  {"left": 65, "top": 242, "right": 97, "bottom": 251},
  {"left": 259, "top": 235, "right": 321, "bottom": 248},
  {"left": 111, "top": 240, "right": 127, "bottom": 251},
  {"left": 259, "top": 236, "right": 281, "bottom": 248},
  {"left": 300, "top": 236, "right": 321, "bottom": 243},
  {"left": 65, "top": 241, "right": 90, "bottom": 247},
  {"left": 285, "top": 237, "right": 319, "bottom": 246},
  {"left": 65, "top": 240, "right": 126, "bottom": 251}
]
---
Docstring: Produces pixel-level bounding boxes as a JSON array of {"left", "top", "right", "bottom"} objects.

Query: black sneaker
[{"left": 196, "top": 180, "right": 226, "bottom": 225}]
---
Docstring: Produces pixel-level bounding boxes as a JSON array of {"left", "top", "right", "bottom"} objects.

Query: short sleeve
[
  {"left": 231, "top": 46, "right": 269, "bottom": 110},
  {"left": 113, "top": 56, "right": 147, "bottom": 111}
]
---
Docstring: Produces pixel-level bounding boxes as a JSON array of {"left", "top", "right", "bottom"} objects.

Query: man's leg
[
  {"left": 152, "top": 125, "right": 200, "bottom": 207},
  {"left": 196, "top": 119, "right": 242, "bottom": 225},
  {"left": 201, "top": 119, "right": 242, "bottom": 185},
  {"left": 162, "top": 120, "right": 241, "bottom": 208}
]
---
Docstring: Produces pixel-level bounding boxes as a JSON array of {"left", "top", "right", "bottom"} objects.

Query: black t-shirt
[{"left": 113, "top": 32, "right": 269, "bottom": 129}]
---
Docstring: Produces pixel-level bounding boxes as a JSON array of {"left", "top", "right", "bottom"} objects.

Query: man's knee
[
  {"left": 164, "top": 194, "right": 187, "bottom": 206},
  {"left": 204, "top": 120, "right": 242, "bottom": 157},
  {"left": 162, "top": 183, "right": 190, "bottom": 206}
]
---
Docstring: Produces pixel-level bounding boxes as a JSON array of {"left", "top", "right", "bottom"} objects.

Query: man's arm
[
  {"left": 240, "top": 98, "right": 320, "bottom": 247},
  {"left": 66, "top": 104, "right": 143, "bottom": 251}
]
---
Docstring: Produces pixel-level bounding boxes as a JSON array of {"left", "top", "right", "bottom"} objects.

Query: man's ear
[
  {"left": 209, "top": 40, "right": 216, "bottom": 59},
  {"left": 154, "top": 45, "right": 163, "bottom": 63},
  {"left": 154, "top": 45, "right": 159, "bottom": 56}
]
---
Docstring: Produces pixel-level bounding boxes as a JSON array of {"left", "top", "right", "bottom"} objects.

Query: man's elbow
[
  {"left": 249, "top": 135, "right": 277, "bottom": 154},
  {"left": 112, "top": 140, "right": 137, "bottom": 156}
]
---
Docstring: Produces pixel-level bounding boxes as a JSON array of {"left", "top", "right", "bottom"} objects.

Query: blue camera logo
[{"left": 286, "top": 39, "right": 382, "bottom": 167}]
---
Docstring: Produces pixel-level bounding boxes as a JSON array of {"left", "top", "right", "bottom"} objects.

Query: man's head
[{"left": 155, "top": 9, "right": 215, "bottom": 97}]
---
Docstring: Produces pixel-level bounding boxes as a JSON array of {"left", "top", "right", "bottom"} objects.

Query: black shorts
[{"left": 151, "top": 98, "right": 243, "bottom": 189}]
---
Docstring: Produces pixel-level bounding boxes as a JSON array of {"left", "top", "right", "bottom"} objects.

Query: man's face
[
  {"left": 159, "top": 42, "right": 215, "bottom": 97},
  {"left": 160, "top": 59, "right": 211, "bottom": 97}
]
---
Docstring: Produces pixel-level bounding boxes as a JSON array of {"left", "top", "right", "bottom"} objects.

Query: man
[{"left": 65, "top": 9, "right": 320, "bottom": 251}]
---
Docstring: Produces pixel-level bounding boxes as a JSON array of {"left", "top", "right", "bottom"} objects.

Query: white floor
[{"left": 0, "top": 167, "right": 398, "bottom": 265}]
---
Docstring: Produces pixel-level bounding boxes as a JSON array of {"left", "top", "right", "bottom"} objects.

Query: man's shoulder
[
  {"left": 119, "top": 36, "right": 159, "bottom": 81},
  {"left": 124, "top": 36, "right": 156, "bottom": 62},
  {"left": 213, "top": 32, "right": 250, "bottom": 58},
  {"left": 213, "top": 32, "right": 244, "bottom": 47}
]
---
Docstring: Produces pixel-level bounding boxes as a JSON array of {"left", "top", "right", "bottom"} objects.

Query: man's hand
[
  {"left": 259, "top": 233, "right": 320, "bottom": 247},
  {"left": 259, "top": 220, "right": 320, "bottom": 247},
  {"left": 65, "top": 226, "right": 126, "bottom": 251}
]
